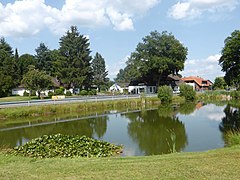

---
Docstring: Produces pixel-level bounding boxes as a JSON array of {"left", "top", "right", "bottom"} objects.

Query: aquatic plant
[{"left": 11, "top": 134, "right": 122, "bottom": 158}]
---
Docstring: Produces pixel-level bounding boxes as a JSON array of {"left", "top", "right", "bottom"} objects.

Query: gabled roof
[{"left": 182, "top": 76, "right": 212, "bottom": 87}]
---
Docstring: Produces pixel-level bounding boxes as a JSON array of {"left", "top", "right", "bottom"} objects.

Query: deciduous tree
[
  {"left": 219, "top": 30, "right": 240, "bottom": 88},
  {"left": 22, "top": 66, "right": 53, "bottom": 99}
]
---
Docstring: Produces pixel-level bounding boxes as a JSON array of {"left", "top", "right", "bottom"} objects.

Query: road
[{"left": 0, "top": 94, "right": 157, "bottom": 108}]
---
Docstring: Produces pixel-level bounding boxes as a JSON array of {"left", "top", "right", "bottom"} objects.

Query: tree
[
  {"left": 35, "top": 43, "right": 53, "bottom": 75},
  {"left": 92, "top": 52, "right": 108, "bottom": 91},
  {"left": 213, "top": 77, "right": 227, "bottom": 90},
  {"left": 57, "top": 26, "right": 92, "bottom": 89},
  {"left": 219, "top": 30, "right": 240, "bottom": 88},
  {"left": 0, "top": 37, "right": 13, "bottom": 55},
  {"left": 18, "top": 54, "right": 36, "bottom": 80},
  {"left": 22, "top": 66, "right": 53, "bottom": 99},
  {"left": 116, "top": 31, "right": 188, "bottom": 86},
  {"left": 0, "top": 39, "right": 15, "bottom": 97}
]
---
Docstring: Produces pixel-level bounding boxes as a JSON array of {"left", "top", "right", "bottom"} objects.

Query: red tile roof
[{"left": 182, "top": 76, "right": 212, "bottom": 87}]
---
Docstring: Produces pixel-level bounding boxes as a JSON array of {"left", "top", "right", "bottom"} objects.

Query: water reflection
[
  {"left": 219, "top": 104, "right": 240, "bottom": 132},
  {"left": 124, "top": 109, "right": 188, "bottom": 155},
  {"left": 0, "top": 116, "right": 108, "bottom": 147},
  {"left": 0, "top": 102, "right": 231, "bottom": 156}
]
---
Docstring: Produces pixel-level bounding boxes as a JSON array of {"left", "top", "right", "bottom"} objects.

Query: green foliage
[
  {"left": 48, "top": 91, "right": 54, "bottom": 97},
  {"left": 35, "top": 43, "right": 53, "bottom": 75},
  {"left": 23, "top": 91, "right": 29, "bottom": 97},
  {"left": 115, "top": 31, "right": 188, "bottom": 86},
  {"left": 57, "top": 26, "right": 92, "bottom": 89},
  {"left": 158, "top": 85, "right": 173, "bottom": 103},
  {"left": 54, "top": 87, "right": 65, "bottom": 95},
  {"left": 92, "top": 52, "right": 108, "bottom": 92},
  {"left": 21, "top": 66, "right": 53, "bottom": 99},
  {"left": 88, "top": 89, "right": 97, "bottom": 95},
  {"left": 0, "top": 42, "right": 16, "bottom": 97},
  {"left": 213, "top": 77, "right": 227, "bottom": 90},
  {"left": 65, "top": 90, "right": 72, "bottom": 96},
  {"left": 230, "top": 91, "right": 240, "bottom": 100},
  {"left": 11, "top": 134, "right": 122, "bottom": 158},
  {"left": 219, "top": 30, "right": 240, "bottom": 88},
  {"left": 180, "top": 84, "right": 196, "bottom": 101},
  {"left": 80, "top": 90, "right": 88, "bottom": 96},
  {"left": 225, "top": 130, "right": 240, "bottom": 146}
]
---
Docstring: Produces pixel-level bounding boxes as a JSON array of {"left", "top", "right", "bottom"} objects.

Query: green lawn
[
  {"left": 1, "top": 146, "right": 240, "bottom": 179},
  {"left": 0, "top": 96, "right": 36, "bottom": 102}
]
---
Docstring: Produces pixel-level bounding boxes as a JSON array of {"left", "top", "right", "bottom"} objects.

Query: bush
[
  {"left": 31, "top": 90, "right": 36, "bottom": 96},
  {"left": 157, "top": 85, "right": 173, "bottom": 103},
  {"left": 230, "top": 91, "right": 240, "bottom": 100},
  {"left": 65, "top": 90, "right": 72, "bottom": 96},
  {"left": 23, "top": 91, "right": 29, "bottom": 96},
  {"left": 80, "top": 90, "right": 88, "bottom": 96},
  {"left": 88, "top": 89, "right": 97, "bottom": 95},
  {"left": 54, "top": 88, "right": 65, "bottom": 95},
  {"left": 180, "top": 84, "right": 196, "bottom": 101},
  {"left": 225, "top": 130, "right": 240, "bottom": 147},
  {"left": 48, "top": 91, "right": 54, "bottom": 98}
]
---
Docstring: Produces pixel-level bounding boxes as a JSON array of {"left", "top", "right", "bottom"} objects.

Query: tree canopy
[
  {"left": 21, "top": 66, "right": 53, "bottom": 98},
  {"left": 115, "top": 31, "right": 188, "bottom": 86},
  {"left": 92, "top": 52, "right": 108, "bottom": 91},
  {"left": 57, "top": 26, "right": 92, "bottom": 89},
  {"left": 219, "top": 30, "right": 240, "bottom": 88}
]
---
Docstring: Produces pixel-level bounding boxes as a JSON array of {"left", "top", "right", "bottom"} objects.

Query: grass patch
[
  {"left": 225, "top": 130, "right": 240, "bottom": 146},
  {"left": 1, "top": 146, "right": 240, "bottom": 179},
  {"left": 0, "top": 98, "right": 160, "bottom": 119}
]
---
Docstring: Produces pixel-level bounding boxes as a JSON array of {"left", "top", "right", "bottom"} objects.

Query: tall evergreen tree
[
  {"left": 0, "top": 38, "right": 16, "bottom": 97},
  {"left": 57, "top": 26, "right": 92, "bottom": 89},
  {"left": 0, "top": 37, "right": 13, "bottom": 55},
  {"left": 35, "top": 43, "right": 53, "bottom": 75},
  {"left": 92, "top": 52, "right": 108, "bottom": 91}
]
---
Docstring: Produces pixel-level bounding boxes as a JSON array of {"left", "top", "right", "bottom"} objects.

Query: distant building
[{"left": 182, "top": 76, "right": 212, "bottom": 91}]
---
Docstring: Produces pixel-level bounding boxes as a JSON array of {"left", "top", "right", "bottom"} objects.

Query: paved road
[{"left": 0, "top": 94, "right": 157, "bottom": 108}]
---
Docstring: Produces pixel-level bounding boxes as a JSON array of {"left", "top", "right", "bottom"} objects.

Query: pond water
[{"left": 0, "top": 102, "right": 239, "bottom": 156}]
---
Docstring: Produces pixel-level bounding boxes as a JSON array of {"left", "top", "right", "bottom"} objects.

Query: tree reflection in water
[
  {"left": 219, "top": 104, "right": 240, "bottom": 132},
  {"left": 124, "top": 108, "right": 188, "bottom": 155},
  {"left": 0, "top": 116, "right": 108, "bottom": 148}
]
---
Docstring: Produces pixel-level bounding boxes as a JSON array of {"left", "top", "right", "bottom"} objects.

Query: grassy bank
[
  {"left": 0, "top": 97, "right": 162, "bottom": 119},
  {"left": 1, "top": 146, "right": 240, "bottom": 179}
]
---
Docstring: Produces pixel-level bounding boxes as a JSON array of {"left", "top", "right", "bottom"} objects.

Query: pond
[{"left": 0, "top": 102, "right": 239, "bottom": 156}]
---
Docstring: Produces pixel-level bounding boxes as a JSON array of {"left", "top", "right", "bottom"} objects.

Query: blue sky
[{"left": 0, "top": 0, "right": 239, "bottom": 81}]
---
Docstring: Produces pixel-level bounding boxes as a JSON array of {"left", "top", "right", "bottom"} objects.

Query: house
[
  {"left": 12, "top": 85, "right": 29, "bottom": 96},
  {"left": 182, "top": 76, "right": 213, "bottom": 91},
  {"left": 128, "top": 81, "right": 156, "bottom": 94},
  {"left": 109, "top": 83, "right": 124, "bottom": 93},
  {"left": 12, "top": 77, "right": 61, "bottom": 96},
  {"left": 165, "top": 74, "right": 184, "bottom": 92}
]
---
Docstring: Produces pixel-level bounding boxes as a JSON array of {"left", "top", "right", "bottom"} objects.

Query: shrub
[
  {"left": 180, "top": 84, "right": 196, "bottom": 101},
  {"left": 48, "top": 91, "right": 54, "bottom": 97},
  {"left": 31, "top": 90, "right": 36, "bottom": 96},
  {"left": 157, "top": 85, "right": 173, "bottom": 103},
  {"left": 54, "top": 88, "right": 65, "bottom": 95},
  {"left": 80, "top": 90, "right": 88, "bottom": 96},
  {"left": 65, "top": 90, "right": 72, "bottom": 96},
  {"left": 230, "top": 91, "right": 240, "bottom": 100},
  {"left": 23, "top": 91, "right": 29, "bottom": 96},
  {"left": 88, "top": 89, "right": 97, "bottom": 95}
]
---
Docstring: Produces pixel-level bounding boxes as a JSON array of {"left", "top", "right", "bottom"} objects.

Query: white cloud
[
  {"left": 107, "top": 55, "right": 129, "bottom": 80},
  {"left": 0, "top": 0, "right": 160, "bottom": 37},
  {"left": 169, "top": 0, "right": 239, "bottom": 20},
  {"left": 181, "top": 54, "right": 224, "bottom": 81}
]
